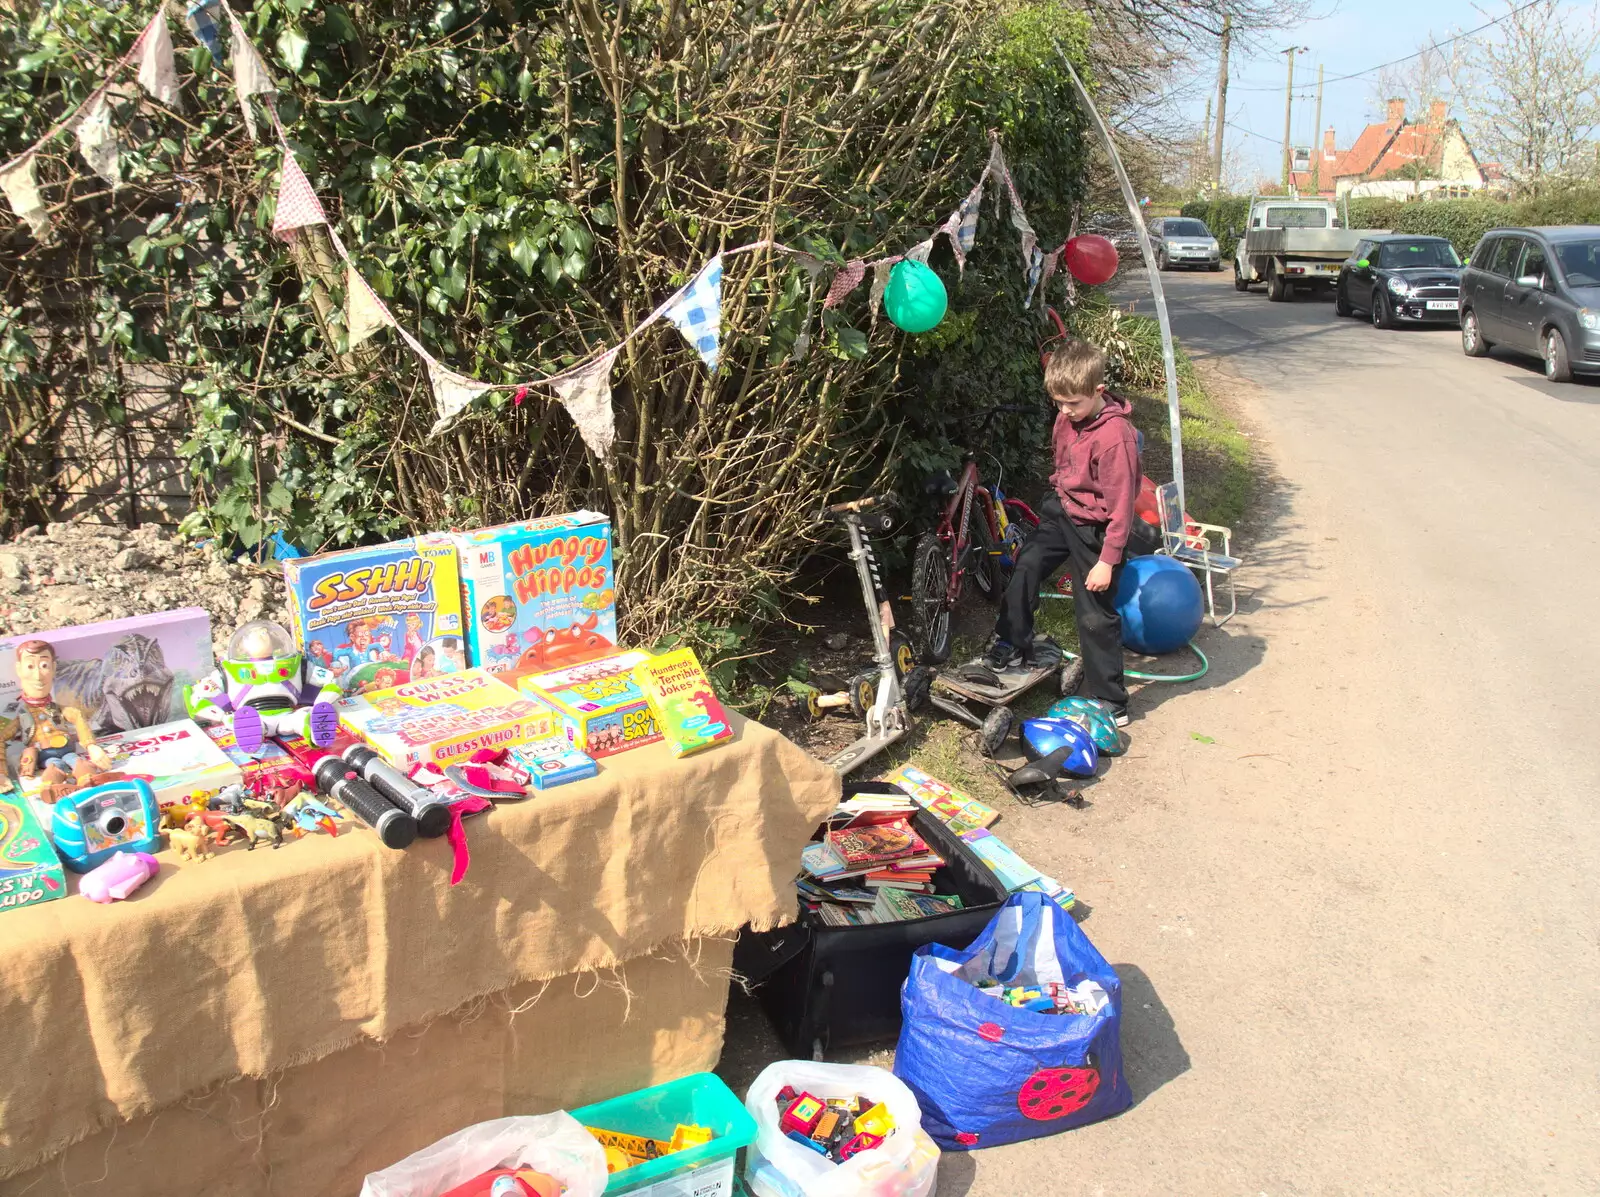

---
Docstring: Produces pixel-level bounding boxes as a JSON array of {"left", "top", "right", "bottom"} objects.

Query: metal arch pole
[{"left": 1051, "top": 42, "right": 1186, "bottom": 513}]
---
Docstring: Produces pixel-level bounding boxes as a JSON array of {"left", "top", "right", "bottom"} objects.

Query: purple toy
[{"left": 78, "top": 851, "right": 160, "bottom": 903}]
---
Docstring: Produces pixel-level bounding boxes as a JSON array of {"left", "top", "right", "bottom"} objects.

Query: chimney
[
  {"left": 1323, "top": 128, "right": 1337, "bottom": 157},
  {"left": 1429, "top": 99, "right": 1447, "bottom": 127},
  {"left": 1386, "top": 97, "right": 1405, "bottom": 127}
]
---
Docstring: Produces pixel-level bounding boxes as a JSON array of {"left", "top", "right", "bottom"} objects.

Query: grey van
[{"left": 1459, "top": 226, "right": 1600, "bottom": 382}]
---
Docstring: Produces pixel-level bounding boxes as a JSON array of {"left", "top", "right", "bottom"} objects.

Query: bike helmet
[
  {"left": 1045, "top": 696, "right": 1128, "bottom": 756},
  {"left": 1018, "top": 717, "right": 1100, "bottom": 778}
]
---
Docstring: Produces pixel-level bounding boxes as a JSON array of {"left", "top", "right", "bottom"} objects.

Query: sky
[{"left": 1181, "top": 0, "right": 1550, "bottom": 185}]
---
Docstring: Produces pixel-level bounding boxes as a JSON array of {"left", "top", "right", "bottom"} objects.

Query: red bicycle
[{"left": 907, "top": 406, "right": 1043, "bottom": 663}]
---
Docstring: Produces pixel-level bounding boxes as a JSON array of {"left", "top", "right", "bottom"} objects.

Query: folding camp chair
[{"left": 1156, "top": 481, "right": 1240, "bottom": 627}]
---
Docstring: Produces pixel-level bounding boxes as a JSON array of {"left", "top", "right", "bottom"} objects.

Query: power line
[{"left": 1223, "top": 0, "right": 1548, "bottom": 93}]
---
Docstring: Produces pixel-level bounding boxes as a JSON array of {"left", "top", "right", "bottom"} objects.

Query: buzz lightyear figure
[{"left": 184, "top": 620, "right": 340, "bottom": 755}]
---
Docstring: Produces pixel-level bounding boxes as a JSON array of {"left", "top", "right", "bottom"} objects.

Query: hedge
[{"left": 1182, "top": 187, "right": 1600, "bottom": 263}]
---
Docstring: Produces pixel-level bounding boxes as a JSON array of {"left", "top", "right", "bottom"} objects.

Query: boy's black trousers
[{"left": 996, "top": 491, "right": 1128, "bottom": 707}]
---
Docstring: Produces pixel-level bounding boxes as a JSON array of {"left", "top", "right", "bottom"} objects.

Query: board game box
[
  {"left": 632, "top": 648, "right": 733, "bottom": 757},
  {"left": 202, "top": 724, "right": 302, "bottom": 791},
  {"left": 442, "top": 511, "right": 617, "bottom": 675},
  {"left": 334, "top": 668, "right": 555, "bottom": 769},
  {"left": 507, "top": 738, "right": 599, "bottom": 790},
  {"left": 15, "top": 717, "right": 242, "bottom": 815},
  {"left": 0, "top": 792, "right": 67, "bottom": 914},
  {"left": 281, "top": 538, "right": 467, "bottom": 696},
  {"left": 514, "top": 650, "right": 661, "bottom": 758},
  {"left": 0, "top": 608, "right": 213, "bottom": 743}
]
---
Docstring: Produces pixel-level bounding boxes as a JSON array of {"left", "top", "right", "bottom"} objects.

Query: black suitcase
[{"left": 734, "top": 794, "right": 1009, "bottom": 1059}]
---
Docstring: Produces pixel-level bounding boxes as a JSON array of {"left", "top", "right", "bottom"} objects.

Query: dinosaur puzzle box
[
  {"left": 440, "top": 511, "right": 617, "bottom": 676},
  {"left": 333, "top": 668, "right": 556, "bottom": 769},
  {"left": 281, "top": 537, "right": 467, "bottom": 696},
  {"left": 0, "top": 608, "right": 214, "bottom": 741}
]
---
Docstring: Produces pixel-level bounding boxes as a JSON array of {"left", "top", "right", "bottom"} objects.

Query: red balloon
[{"left": 1065, "top": 234, "right": 1119, "bottom": 285}]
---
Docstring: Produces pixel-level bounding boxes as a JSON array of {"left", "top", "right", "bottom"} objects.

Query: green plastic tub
[{"left": 571, "top": 1072, "right": 758, "bottom": 1197}]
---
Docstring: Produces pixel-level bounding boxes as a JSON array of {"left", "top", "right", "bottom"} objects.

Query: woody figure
[{"left": 0, "top": 639, "right": 114, "bottom": 799}]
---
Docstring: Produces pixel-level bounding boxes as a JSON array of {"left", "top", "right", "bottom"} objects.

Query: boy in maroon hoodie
[{"left": 989, "top": 338, "right": 1138, "bottom": 724}]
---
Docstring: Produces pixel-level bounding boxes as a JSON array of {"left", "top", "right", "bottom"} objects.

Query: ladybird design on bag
[{"left": 1017, "top": 1062, "right": 1101, "bottom": 1121}]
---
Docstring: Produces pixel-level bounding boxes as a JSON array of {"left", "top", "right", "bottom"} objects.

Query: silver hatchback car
[{"left": 1152, "top": 217, "right": 1222, "bottom": 271}]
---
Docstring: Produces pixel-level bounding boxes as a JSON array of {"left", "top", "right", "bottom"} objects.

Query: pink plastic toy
[{"left": 78, "top": 851, "right": 160, "bottom": 903}]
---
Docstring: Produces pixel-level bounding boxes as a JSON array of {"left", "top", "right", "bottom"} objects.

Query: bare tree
[
  {"left": 1369, "top": 39, "right": 1462, "bottom": 122},
  {"left": 1451, "top": 0, "right": 1600, "bottom": 193}
]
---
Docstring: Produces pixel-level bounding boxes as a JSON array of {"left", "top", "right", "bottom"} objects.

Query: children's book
[
  {"left": 883, "top": 764, "right": 999, "bottom": 834},
  {"left": 826, "top": 818, "right": 927, "bottom": 867},
  {"left": 631, "top": 648, "right": 733, "bottom": 757}
]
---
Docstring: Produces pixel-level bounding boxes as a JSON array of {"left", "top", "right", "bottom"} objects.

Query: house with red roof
[{"left": 1289, "top": 99, "right": 1487, "bottom": 199}]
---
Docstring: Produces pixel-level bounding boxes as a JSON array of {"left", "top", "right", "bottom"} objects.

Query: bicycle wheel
[
  {"left": 909, "top": 532, "right": 954, "bottom": 664},
  {"left": 968, "top": 499, "right": 1001, "bottom": 600}
]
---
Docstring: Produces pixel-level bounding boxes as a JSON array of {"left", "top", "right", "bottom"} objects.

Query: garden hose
[{"left": 1061, "top": 641, "right": 1209, "bottom": 683}]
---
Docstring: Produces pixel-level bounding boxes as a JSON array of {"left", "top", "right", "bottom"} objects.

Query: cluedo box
[
  {"left": 15, "top": 717, "right": 242, "bottom": 815},
  {"left": 0, "top": 794, "right": 68, "bottom": 914},
  {"left": 443, "top": 511, "right": 617, "bottom": 675},
  {"left": 0, "top": 608, "right": 213, "bottom": 738},
  {"left": 281, "top": 538, "right": 467, "bottom": 696},
  {"left": 632, "top": 648, "right": 733, "bottom": 757},
  {"left": 333, "top": 668, "right": 555, "bottom": 769},
  {"left": 515, "top": 650, "right": 661, "bottom": 758}
]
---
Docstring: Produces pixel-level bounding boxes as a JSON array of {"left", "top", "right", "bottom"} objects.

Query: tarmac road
[{"left": 946, "top": 270, "right": 1600, "bottom": 1195}]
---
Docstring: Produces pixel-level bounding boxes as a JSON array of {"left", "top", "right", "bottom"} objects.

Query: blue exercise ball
[{"left": 1115, "top": 555, "right": 1203, "bottom": 655}]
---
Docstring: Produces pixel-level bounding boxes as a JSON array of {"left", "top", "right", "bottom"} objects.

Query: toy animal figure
[
  {"left": 281, "top": 792, "right": 341, "bottom": 837},
  {"left": 207, "top": 782, "right": 252, "bottom": 815},
  {"left": 0, "top": 639, "right": 116, "bottom": 800},
  {"left": 79, "top": 851, "right": 160, "bottom": 903},
  {"left": 183, "top": 620, "right": 340, "bottom": 757},
  {"left": 222, "top": 813, "right": 282, "bottom": 850},
  {"left": 168, "top": 818, "right": 213, "bottom": 862}
]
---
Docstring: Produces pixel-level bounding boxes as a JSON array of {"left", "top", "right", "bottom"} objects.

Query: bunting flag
[
  {"left": 1039, "top": 248, "right": 1061, "bottom": 298},
  {"left": 548, "top": 347, "right": 621, "bottom": 458},
  {"left": 1023, "top": 246, "right": 1045, "bottom": 309},
  {"left": 427, "top": 361, "right": 492, "bottom": 437},
  {"left": 904, "top": 237, "right": 935, "bottom": 266},
  {"left": 0, "top": 157, "right": 50, "bottom": 241},
  {"left": 662, "top": 255, "right": 723, "bottom": 369},
  {"left": 137, "top": 11, "right": 183, "bottom": 110},
  {"left": 790, "top": 255, "right": 825, "bottom": 360},
  {"left": 271, "top": 152, "right": 327, "bottom": 240},
  {"left": 869, "top": 259, "right": 895, "bottom": 325},
  {"left": 76, "top": 94, "right": 120, "bottom": 188},
  {"left": 230, "top": 11, "right": 276, "bottom": 140},
  {"left": 344, "top": 262, "right": 391, "bottom": 348},
  {"left": 998, "top": 155, "right": 1038, "bottom": 269},
  {"left": 941, "top": 181, "right": 985, "bottom": 272},
  {"left": 185, "top": 0, "right": 226, "bottom": 59},
  {"left": 823, "top": 259, "right": 866, "bottom": 310}
]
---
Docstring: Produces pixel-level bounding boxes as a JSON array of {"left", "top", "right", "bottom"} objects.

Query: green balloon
[{"left": 883, "top": 259, "right": 948, "bottom": 333}]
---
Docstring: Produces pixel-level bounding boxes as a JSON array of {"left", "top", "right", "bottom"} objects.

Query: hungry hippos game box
[
  {"left": 282, "top": 538, "right": 467, "bottom": 696},
  {"left": 442, "top": 511, "right": 617, "bottom": 676},
  {"left": 333, "top": 668, "right": 555, "bottom": 769},
  {"left": 0, "top": 608, "right": 214, "bottom": 738}
]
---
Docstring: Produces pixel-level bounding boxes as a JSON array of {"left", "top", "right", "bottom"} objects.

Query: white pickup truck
[{"left": 1233, "top": 197, "right": 1388, "bottom": 301}]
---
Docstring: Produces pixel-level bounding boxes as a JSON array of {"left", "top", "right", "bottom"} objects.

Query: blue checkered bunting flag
[
  {"left": 185, "top": 0, "right": 225, "bottom": 59},
  {"left": 663, "top": 255, "right": 723, "bottom": 369}
]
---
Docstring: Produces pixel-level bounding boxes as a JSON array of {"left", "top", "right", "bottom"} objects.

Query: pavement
[{"left": 727, "top": 269, "right": 1600, "bottom": 1196}]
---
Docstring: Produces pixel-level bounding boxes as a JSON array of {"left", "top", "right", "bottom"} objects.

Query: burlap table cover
[{"left": 0, "top": 714, "right": 837, "bottom": 1178}]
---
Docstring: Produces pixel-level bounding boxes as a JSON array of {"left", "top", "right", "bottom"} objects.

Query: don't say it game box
[{"left": 282, "top": 538, "right": 467, "bottom": 696}]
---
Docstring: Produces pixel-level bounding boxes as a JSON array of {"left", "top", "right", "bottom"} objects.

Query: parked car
[
  {"left": 1459, "top": 226, "right": 1600, "bottom": 382},
  {"left": 1151, "top": 217, "right": 1222, "bottom": 271},
  {"left": 1333, "top": 234, "right": 1463, "bottom": 328}
]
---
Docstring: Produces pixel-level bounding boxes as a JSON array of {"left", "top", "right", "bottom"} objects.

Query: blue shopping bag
[{"left": 892, "top": 891, "right": 1132, "bottom": 1150}]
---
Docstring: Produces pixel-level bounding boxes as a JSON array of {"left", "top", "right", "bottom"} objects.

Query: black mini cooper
[{"left": 1334, "top": 234, "right": 1463, "bottom": 328}]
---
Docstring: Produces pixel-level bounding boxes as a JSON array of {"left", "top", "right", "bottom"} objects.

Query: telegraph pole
[
  {"left": 1311, "top": 63, "right": 1325, "bottom": 194},
  {"left": 1280, "top": 45, "right": 1308, "bottom": 188},
  {"left": 1212, "top": 13, "right": 1231, "bottom": 190}
]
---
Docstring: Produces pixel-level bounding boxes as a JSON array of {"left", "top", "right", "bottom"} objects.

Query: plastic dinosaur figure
[{"left": 0, "top": 639, "right": 115, "bottom": 800}]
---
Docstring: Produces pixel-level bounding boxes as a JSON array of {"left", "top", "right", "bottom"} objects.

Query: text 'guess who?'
[{"left": 883, "top": 259, "right": 948, "bottom": 333}]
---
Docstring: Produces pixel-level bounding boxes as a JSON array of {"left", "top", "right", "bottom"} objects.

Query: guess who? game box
[
  {"left": 282, "top": 538, "right": 467, "bottom": 696},
  {"left": 333, "top": 668, "right": 555, "bottom": 769},
  {"left": 445, "top": 511, "right": 617, "bottom": 675},
  {"left": 516, "top": 650, "right": 661, "bottom": 758}
]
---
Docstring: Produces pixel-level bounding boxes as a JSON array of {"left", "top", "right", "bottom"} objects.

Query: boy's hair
[{"left": 1044, "top": 338, "right": 1106, "bottom": 398}]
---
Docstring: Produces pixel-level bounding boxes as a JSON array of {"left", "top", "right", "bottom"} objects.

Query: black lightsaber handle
[
  {"left": 343, "top": 744, "right": 452, "bottom": 839},
  {"left": 313, "top": 757, "right": 418, "bottom": 850}
]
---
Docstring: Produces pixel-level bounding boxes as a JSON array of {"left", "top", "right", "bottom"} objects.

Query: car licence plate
[{"left": 1426, "top": 300, "right": 1458, "bottom": 311}]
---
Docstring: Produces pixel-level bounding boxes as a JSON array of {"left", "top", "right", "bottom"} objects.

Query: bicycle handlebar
[{"left": 819, "top": 493, "right": 899, "bottom": 525}]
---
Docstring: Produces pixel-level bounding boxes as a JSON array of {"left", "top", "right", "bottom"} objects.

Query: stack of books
[
  {"left": 882, "top": 765, "right": 1001, "bottom": 835},
  {"left": 797, "top": 816, "right": 965, "bottom": 926}
]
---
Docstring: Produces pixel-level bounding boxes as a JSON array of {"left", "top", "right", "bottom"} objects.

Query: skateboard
[{"left": 928, "top": 638, "right": 1085, "bottom": 756}]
